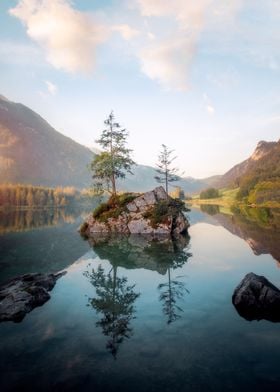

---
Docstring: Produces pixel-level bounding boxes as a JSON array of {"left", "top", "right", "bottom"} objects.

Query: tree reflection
[
  {"left": 200, "top": 204, "right": 220, "bottom": 215},
  {"left": 157, "top": 241, "right": 191, "bottom": 324},
  {"left": 84, "top": 265, "right": 140, "bottom": 358},
  {"left": 158, "top": 268, "right": 189, "bottom": 324},
  {"left": 86, "top": 233, "right": 192, "bottom": 337}
]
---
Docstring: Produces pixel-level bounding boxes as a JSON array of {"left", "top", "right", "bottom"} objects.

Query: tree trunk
[
  {"left": 111, "top": 175, "right": 116, "bottom": 197},
  {"left": 110, "top": 119, "right": 117, "bottom": 196}
]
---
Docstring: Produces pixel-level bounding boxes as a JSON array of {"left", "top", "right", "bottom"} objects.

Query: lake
[{"left": 0, "top": 206, "right": 280, "bottom": 391}]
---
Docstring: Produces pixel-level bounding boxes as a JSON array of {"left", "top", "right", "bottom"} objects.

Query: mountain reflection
[
  {"left": 84, "top": 264, "right": 140, "bottom": 358},
  {"left": 200, "top": 206, "right": 280, "bottom": 264}
]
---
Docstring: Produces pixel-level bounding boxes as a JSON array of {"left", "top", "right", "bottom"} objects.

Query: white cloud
[
  {"left": 45, "top": 80, "right": 57, "bottom": 95},
  {"left": 134, "top": 0, "right": 245, "bottom": 90},
  {"left": 8, "top": 0, "right": 278, "bottom": 91},
  {"left": 112, "top": 24, "right": 140, "bottom": 41},
  {"left": 203, "top": 93, "right": 215, "bottom": 115},
  {"left": 137, "top": 0, "right": 211, "bottom": 30},
  {"left": 9, "top": 0, "right": 109, "bottom": 74},
  {"left": 207, "top": 105, "right": 215, "bottom": 115},
  {"left": 139, "top": 36, "right": 195, "bottom": 91}
]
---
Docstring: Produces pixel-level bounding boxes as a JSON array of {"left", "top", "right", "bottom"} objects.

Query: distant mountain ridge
[
  {"left": 117, "top": 165, "right": 210, "bottom": 194},
  {"left": 0, "top": 95, "right": 211, "bottom": 193},
  {"left": 215, "top": 140, "right": 279, "bottom": 188},
  {"left": 0, "top": 95, "right": 94, "bottom": 188}
]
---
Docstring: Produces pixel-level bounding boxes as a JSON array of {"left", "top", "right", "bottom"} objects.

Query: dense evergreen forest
[
  {"left": 0, "top": 184, "right": 92, "bottom": 209},
  {"left": 236, "top": 141, "right": 280, "bottom": 206}
]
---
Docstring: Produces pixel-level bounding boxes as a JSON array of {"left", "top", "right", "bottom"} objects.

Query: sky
[{"left": 0, "top": 0, "right": 279, "bottom": 178}]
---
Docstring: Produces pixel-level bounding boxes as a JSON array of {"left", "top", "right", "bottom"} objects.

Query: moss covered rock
[{"left": 80, "top": 186, "right": 189, "bottom": 237}]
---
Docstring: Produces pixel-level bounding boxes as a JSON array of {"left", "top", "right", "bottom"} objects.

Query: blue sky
[{"left": 0, "top": 0, "right": 279, "bottom": 178}]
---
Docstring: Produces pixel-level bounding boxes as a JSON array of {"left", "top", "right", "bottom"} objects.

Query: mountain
[
  {"left": 0, "top": 94, "right": 212, "bottom": 193},
  {"left": 0, "top": 95, "right": 94, "bottom": 188},
  {"left": 118, "top": 167, "right": 210, "bottom": 194},
  {"left": 216, "top": 140, "right": 279, "bottom": 188}
]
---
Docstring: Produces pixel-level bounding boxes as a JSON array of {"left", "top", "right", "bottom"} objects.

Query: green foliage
[
  {"left": 200, "top": 204, "right": 220, "bottom": 215},
  {"left": 92, "top": 193, "right": 138, "bottom": 221},
  {"left": 79, "top": 221, "right": 89, "bottom": 237},
  {"left": 0, "top": 184, "right": 79, "bottom": 208},
  {"left": 155, "top": 144, "right": 181, "bottom": 194},
  {"left": 144, "top": 198, "right": 187, "bottom": 228},
  {"left": 230, "top": 204, "right": 280, "bottom": 228},
  {"left": 247, "top": 180, "right": 280, "bottom": 206},
  {"left": 200, "top": 187, "right": 219, "bottom": 199},
  {"left": 91, "top": 112, "right": 135, "bottom": 196},
  {"left": 236, "top": 141, "right": 280, "bottom": 204},
  {"left": 93, "top": 202, "right": 110, "bottom": 218},
  {"left": 116, "top": 193, "right": 138, "bottom": 206}
]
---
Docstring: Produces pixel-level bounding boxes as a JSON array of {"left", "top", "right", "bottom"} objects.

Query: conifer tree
[
  {"left": 91, "top": 112, "right": 135, "bottom": 196},
  {"left": 155, "top": 144, "right": 181, "bottom": 194}
]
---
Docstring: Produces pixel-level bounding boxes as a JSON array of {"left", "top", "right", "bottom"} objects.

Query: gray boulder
[
  {"left": 82, "top": 186, "right": 189, "bottom": 237},
  {"left": 0, "top": 272, "right": 65, "bottom": 322},
  {"left": 232, "top": 272, "right": 280, "bottom": 321}
]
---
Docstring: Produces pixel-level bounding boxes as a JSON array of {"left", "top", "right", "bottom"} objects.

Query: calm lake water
[{"left": 1, "top": 206, "right": 280, "bottom": 391}]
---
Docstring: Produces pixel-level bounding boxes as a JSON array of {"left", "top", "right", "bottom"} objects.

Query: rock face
[
  {"left": 232, "top": 272, "right": 280, "bottom": 322},
  {"left": 83, "top": 187, "right": 189, "bottom": 236},
  {"left": 0, "top": 272, "right": 65, "bottom": 322}
]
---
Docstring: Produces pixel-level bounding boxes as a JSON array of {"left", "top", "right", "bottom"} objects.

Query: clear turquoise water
[{"left": 0, "top": 208, "right": 280, "bottom": 391}]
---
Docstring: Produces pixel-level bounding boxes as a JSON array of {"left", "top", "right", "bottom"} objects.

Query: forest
[{"left": 0, "top": 184, "right": 91, "bottom": 209}]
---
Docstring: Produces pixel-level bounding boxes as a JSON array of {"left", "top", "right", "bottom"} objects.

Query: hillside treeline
[
  {"left": 236, "top": 141, "right": 280, "bottom": 206},
  {"left": 0, "top": 184, "right": 82, "bottom": 208}
]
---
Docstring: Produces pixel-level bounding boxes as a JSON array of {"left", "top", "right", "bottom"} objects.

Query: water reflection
[
  {"left": 85, "top": 234, "right": 192, "bottom": 354},
  {"left": 0, "top": 207, "right": 88, "bottom": 234},
  {"left": 85, "top": 265, "right": 140, "bottom": 358},
  {"left": 199, "top": 205, "right": 280, "bottom": 264},
  {"left": 0, "top": 208, "right": 92, "bottom": 284},
  {"left": 158, "top": 268, "right": 189, "bottom": 324},
  {"left": 200, "top": 204, "right": 220, "bottom": 216},
  {"left": 88, "top": 234, "right": 191, "bottom": 275}
]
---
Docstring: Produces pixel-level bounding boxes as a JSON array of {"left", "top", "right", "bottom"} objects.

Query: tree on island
[
  {"left": 90, "top": 111, "right": 135, "bottom": 197},
  {"left": 155, "top": 144, "right": 182, "bottom": 195}
]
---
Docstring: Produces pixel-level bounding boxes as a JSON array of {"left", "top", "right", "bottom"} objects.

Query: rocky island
[{"left": 80, "top": 186, "right": 189, "bottom": 237}]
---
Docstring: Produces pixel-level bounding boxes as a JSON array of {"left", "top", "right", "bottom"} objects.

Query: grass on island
[
  {"left": 92, "top": 192, "right": 140, "bottom": 222},
  {"left": 90, "top": 192, "right": 188, "bottom": 228}
]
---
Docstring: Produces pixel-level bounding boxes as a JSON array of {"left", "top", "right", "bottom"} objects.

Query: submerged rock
[
  {"left": 81, "top": 186, "right": 189, "bottom": 237},
  {"left": 0, "top": 272, "right": 66, "bottom": 323},
  {"left": 232, "top": 272, "right": 280, "bottom": 322}
]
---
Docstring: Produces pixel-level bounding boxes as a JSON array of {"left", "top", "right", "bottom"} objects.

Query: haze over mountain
[
  {"left": 0, "top": 95, "right": 93, "bottom": 188},
  {"left": 0, "top": 95, "right": 211, "bottom": 193},
  {"left": 2, "top": 94, "right": 276, "bottom": 195}
]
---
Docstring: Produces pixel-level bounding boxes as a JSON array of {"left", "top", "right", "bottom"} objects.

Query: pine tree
[
  {"left": 90, "top": 112, "right": 135, "bottom": 196},
  {"left": 155, "top": 144, "right": 181, "bottom": 194}
]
